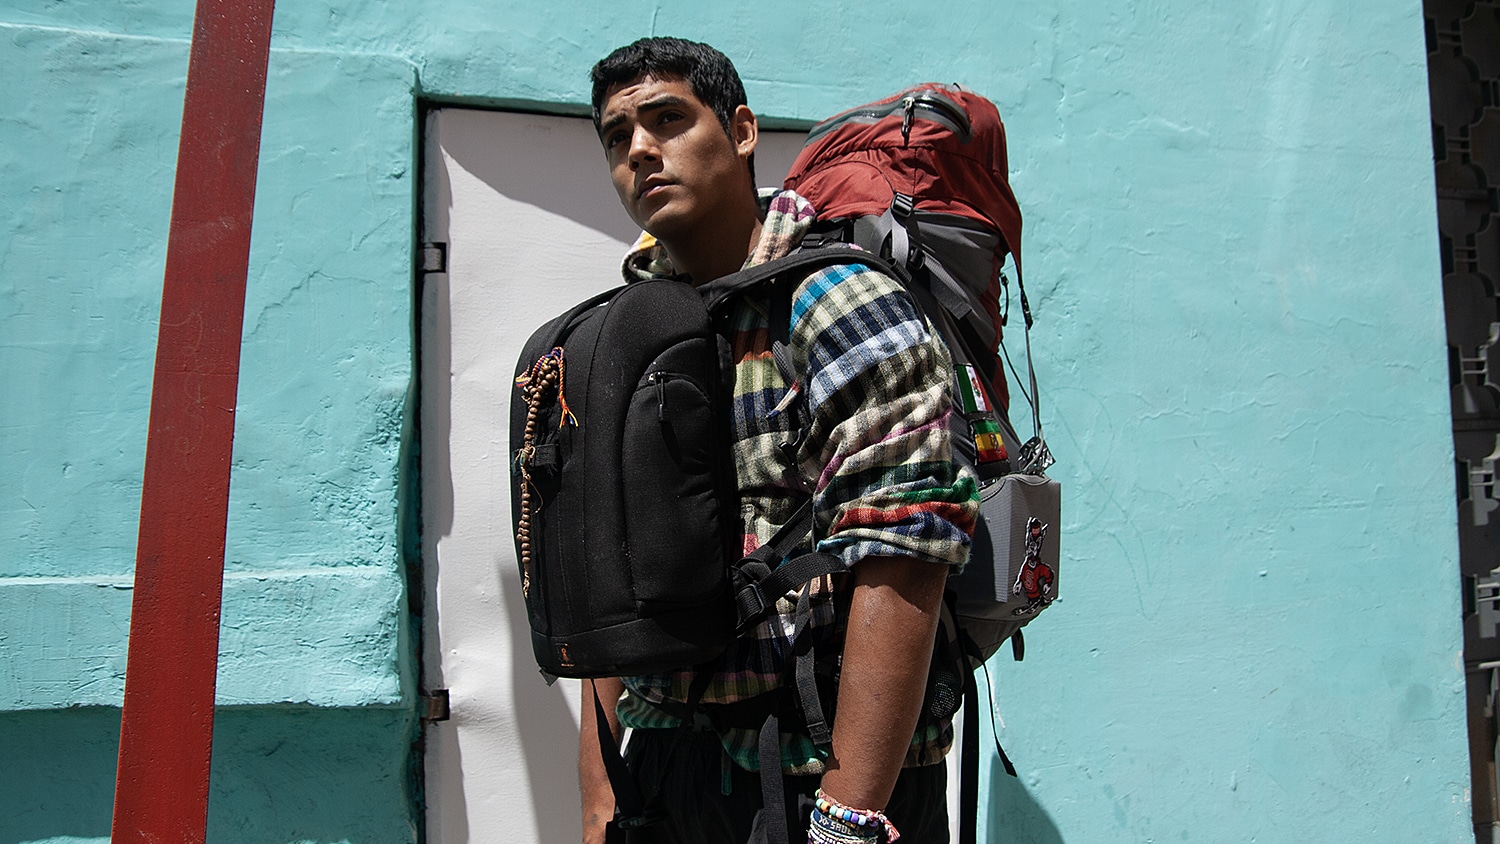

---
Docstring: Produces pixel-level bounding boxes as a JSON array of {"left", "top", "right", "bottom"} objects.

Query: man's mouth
[{"left": 636, "top": 178, "right": 671, "bottom": 201}]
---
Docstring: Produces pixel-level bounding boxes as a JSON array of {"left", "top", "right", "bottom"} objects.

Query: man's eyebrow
[
  {"left": 598, "top": 94, "right": 693, "bottom": 140},
  {"left": 598, "top": 112, "right": 627, "bottom": 140}
]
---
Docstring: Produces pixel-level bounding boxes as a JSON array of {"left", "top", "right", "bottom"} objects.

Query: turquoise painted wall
[
  {"left": 0, "top": 0, "right": 1465, "bottom": 842},
  {"left": 1, "top": 9, "right": 423, "bottom": 841}
]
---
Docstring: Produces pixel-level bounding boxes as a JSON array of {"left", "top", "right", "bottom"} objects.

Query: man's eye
[
  {"left": 658, "top": 111, "right": 683, "bottom": 126},
  {"left": 605, "top": 131, "right": 628, "bottom": 149}
]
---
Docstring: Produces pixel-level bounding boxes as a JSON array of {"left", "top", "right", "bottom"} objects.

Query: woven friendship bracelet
[
  {"left": 812, "top": 789, "right": 900, "bottom": 843},
  {"left": 808, "top": 808, "right": 879, "bottom": 844}
]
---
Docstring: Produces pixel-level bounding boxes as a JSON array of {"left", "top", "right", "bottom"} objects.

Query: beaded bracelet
[
  {"left": 809, "top": 809, "right": 878, "bottom": 844},
  {"left": 813, "top": 789, "right": 900, "bottom": 843}
]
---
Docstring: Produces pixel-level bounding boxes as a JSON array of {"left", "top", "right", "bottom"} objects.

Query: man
[{"left": 582, "top": 37, "right": 978, "bottom": 843}]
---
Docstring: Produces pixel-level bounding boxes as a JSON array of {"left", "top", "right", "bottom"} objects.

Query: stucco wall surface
[
  {"left": 0, "top": 0, "right": 1469, "bottom": 842},
  {"left": 0, "top": 24, "right": 418, "bottom": 708}
]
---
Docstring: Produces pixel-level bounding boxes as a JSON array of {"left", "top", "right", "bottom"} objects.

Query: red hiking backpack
[
  {"left": 784, "top": 85, "right": 1058, "bottom": 844},
  {"left": 784, "top": 82, "right": 1057, "bottom": 665}
]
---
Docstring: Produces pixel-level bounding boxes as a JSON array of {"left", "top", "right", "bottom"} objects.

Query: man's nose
[{"left": 628, "top": 127, "right": 658, "bottom": 170}]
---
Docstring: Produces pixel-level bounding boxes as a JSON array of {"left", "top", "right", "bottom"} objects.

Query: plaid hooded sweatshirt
[{"left": 615, "top": 190, "right": 979, "bottom": 775}]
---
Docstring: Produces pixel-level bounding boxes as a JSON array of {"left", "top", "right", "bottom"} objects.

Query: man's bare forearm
[
  {"left": 580, "top": 677, "right": 625, "bottom": 844},
  {"left": 818, "top": 554, "right": 948, "bottom": 810}
]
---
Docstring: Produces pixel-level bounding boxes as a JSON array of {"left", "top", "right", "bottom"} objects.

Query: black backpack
[{"left": 509, "top": 249, "right": 876, "bottom": 680}]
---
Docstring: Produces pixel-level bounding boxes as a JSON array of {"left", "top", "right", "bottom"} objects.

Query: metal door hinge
[
  {"left": 419, "top": 242, "right": 447, "bottom": 274},
  {"left": 421, "top": 688, "right": 450, "bottom": 722}
]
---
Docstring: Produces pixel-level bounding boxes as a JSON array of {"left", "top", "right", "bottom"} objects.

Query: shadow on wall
[
  {"left": 0, "top": 706, "right": 419, "bottom": 844},
  {"left": 457, "top": 111, "right": 642, "bottom": 246},
  {"left": 503, "top": 569, "right": 586, "bottom": 841},
  {"left": 0, "top": 708, "right": 116, "bottom": 843},
  {"left": 989, "top": 756, "right": 1066, "bottom": 844}
]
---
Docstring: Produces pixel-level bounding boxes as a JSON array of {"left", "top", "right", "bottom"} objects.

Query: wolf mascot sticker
[{"left": 1012, "top": 517, "right": 1055, "bottom": 616}]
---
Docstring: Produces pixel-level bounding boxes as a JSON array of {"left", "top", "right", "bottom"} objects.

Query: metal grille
[{"left": 1430, "top": 2, "right": 1500, "bottom": 841}]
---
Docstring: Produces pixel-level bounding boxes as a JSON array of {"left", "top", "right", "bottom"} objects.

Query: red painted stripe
[{"left": 112, "top": 1, "right": 275, "bottom": 840}]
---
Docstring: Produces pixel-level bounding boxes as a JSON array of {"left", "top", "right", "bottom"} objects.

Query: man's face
[{"left": 597, "top": 74, "right": 754, "bottom": 244}]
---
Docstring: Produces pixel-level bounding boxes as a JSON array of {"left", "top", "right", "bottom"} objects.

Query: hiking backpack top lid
[{"left": 784, "top": 83, "right": 1021, "bottom": 270}]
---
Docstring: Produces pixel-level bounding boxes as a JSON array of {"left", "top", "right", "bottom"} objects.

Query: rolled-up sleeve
[{"left": 789, "top": 262, "right": 979, "bottom": 568}]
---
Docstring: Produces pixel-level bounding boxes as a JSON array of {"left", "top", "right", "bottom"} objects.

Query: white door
[{"left": 418, "top": 106, "right": 814, "bottom": 842}]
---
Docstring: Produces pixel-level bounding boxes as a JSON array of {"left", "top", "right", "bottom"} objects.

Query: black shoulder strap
[
  {"left": 756, "top": 712, "right": 789, "bottom": 844},
  {"left": 593, "top": 686, "right": 646, "bottom": 822},
  {"left": 539, "top": 282, "right": 627, "bottom": 350},
  {"left": 697, "top": 247, "right": 897, "bottom": 314},
  {"left": 598, "top": 671, "right": 713, "bottom": 831}
]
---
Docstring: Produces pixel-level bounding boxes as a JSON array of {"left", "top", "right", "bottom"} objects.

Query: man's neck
[{"left": 663, "top": 196, "right": 764, "bottom": 285}]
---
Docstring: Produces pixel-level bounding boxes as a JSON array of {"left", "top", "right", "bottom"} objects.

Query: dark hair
[{"left": 590, "top": 37, "right": 756, "bottom": 184}]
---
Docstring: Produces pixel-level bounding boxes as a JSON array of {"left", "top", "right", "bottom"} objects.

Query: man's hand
[
  {"left": 580, "top": 677, "right": 625, "bottom": 844},
  {"left": 818, "top": 555, "right": 947, "bottom": 810}
]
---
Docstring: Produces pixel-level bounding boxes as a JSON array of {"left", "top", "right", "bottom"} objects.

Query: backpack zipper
[
  {"left": 646, "top": 370, "right": 710, "bottom": 423},
  {"left": 648, "top": 371, "right": 668, "bottom": 422},
  {"left": 804, "top": 88, "right": 973, "bottom": 146}
]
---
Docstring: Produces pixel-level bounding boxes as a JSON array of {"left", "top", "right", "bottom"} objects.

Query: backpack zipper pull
[
  {"left": 901, "top": 96, "right": 915, "bottom": 145},
  {"left": 653, "top": 372, "right": 667, "bottom": 422}
]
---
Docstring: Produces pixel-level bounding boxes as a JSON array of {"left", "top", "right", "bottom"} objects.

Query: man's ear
[{"left": 732, "top": 104, "right": 758, "bottom": 160}]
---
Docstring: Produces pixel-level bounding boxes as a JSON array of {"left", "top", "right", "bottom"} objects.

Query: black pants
[{"left": 615, "top": 727, "right": 949, "bottom": 844}]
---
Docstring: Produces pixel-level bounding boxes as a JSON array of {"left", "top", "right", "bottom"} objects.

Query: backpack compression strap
[{"left": 730, "top": 500, "right": 840, "bottom": 631}]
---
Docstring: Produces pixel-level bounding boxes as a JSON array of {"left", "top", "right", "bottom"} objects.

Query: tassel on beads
[{"left": 515, "top": 347, "right": 576, "bottom": 428}]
